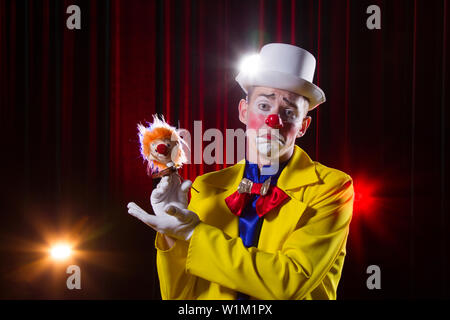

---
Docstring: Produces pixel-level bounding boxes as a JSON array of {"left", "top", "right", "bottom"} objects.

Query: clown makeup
[
  {"left": 239, "top": 86, "right": 311, "bottom": 166},
  {"left": 252, "top": 92, "right": 305, "bottom": 125},
  {"left": 149, "top": 138, "right": 178, "bottom": 163}
]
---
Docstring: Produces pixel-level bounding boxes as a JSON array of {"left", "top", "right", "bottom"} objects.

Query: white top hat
[{"left": 235, "top": 43, "right": 326, "bottom": 110}]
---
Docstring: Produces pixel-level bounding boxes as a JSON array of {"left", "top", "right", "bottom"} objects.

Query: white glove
[
  {"left": 127, "top": 173, "right": 200, "bottom": 241},
  {"left": 150, "top": 173, "right": 191, "bottom": 217}
]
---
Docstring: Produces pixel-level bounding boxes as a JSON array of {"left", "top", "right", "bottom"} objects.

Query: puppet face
[
  {"left": 138, "top": 115, "right": 189, "bottom": 176},
  {"left": 149, "top": 138, "right": 178, "bottom": 164},
  {"left": 239, "top": 86, "right": 311, "bottom": 163}
]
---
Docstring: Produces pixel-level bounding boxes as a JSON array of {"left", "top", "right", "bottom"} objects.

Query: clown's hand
[
  {"left": 127, "top": 202, "right": 200, "bottom": 241},
  {"left": 150, "top": 173, "right": 192, "bottom": 216}
]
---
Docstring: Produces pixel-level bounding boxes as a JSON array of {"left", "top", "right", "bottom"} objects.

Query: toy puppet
[{"left": 137, "top": 114, "right": 189, "bottom": 179}]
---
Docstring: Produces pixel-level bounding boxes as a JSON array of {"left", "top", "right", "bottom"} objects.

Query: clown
[{"left": 128, "top": 43, "right": 354, "bottom": 300}]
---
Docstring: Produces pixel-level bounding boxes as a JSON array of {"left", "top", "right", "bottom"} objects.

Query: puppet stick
[
  {"left": 181, "top": 177, "right": 200, "bottom": 193},
  {"left": 175, "top": 171, "right": 200, "bottom": 193}
]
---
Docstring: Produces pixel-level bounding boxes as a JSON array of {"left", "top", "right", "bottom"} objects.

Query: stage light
[
  {"left": 50, "top": 243, "right": 72, "bottom": 260},
  {"left": 353, "top": 177, "right": 378, "bottom": 215},
  {"left": 239, "top": 54, "right": 261, "bottom": 77}
]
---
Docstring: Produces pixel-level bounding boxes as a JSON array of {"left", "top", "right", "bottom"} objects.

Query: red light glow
[{"left": 353, "top": 177, "right": 379, "bottom": 215}]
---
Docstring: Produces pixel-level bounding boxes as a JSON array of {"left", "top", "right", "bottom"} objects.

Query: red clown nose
[
  {"left": 265, "top": 114, "right": 284, "bottom": 129},
  {"left": 156, "top": 143, "right": 169, "bottom": 155}
]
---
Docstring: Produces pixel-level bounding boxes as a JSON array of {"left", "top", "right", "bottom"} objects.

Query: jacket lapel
[
  {"left": 277, "top": 145, "right": 319, "bottom": 191},
  {"left": 201, "top": 159, "right": 246, "bottom": 192},
  {"left": 258, "top": 146, "right": 320, "bottom": 252},
  {"left": 198, "top": 160, "right": 246, "bottom": 238}
]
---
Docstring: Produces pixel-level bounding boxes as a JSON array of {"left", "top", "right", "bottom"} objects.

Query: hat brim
[{"left": 236, "top": 69, "right": 326, "bottom": 110}]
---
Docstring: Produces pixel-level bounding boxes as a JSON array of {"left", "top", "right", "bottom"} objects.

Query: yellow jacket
[{"left": 155, "top": 145, "right": 354, "bottom": 300}]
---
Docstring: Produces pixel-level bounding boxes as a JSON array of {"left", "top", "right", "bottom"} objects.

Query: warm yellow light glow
[{"left": 50, "top": 244, "right": 72, "bottom": 260}]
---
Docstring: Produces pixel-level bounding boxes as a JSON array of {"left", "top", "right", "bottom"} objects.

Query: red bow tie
[{"left": 225, "top": 177, "right": 289, "bottom": 218}]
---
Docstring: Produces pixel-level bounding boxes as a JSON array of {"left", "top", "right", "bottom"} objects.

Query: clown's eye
[
  {"left": 285, "top": 109, "right": 294, "bottom": 117},
  {"left": 284, "top": 108, "right": 297, "bottom": 119},
  {"left": 258, "top": 103, "right": 270, "bottom": 111}
]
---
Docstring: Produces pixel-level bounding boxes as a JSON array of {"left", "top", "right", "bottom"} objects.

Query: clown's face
[
  {"left": 238, "top": 86, "right": 311, "bottom": 165},
  {"left": 149, "top": 138, "right": 178, "bottom": 164}
]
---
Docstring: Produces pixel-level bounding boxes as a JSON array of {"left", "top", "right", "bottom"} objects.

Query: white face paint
[
  {"left": 254, "top": 129, "right": 285, "bottom": 160},
  {"left": 239, "top": 86, "right": 310, "bottom": 165}
]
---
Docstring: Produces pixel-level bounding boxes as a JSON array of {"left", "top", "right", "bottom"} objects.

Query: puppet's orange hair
[
  {"left": 137, "top": 115, "right": 188, "bottom": 175},
  {"left": 140, "top": 127, "right": 173, "bottom": 160}
]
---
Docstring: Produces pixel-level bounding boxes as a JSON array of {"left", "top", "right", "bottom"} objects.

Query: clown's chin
[{"left": 256, "top": 139, "right": 283, "bottom": 160}]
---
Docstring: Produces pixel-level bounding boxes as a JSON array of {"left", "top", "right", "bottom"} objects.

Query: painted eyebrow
[
  {"left": 256, "top": 93, "right": 276, "bottom": 99},
  {"left": 256, "top": 93, "right": 299, "bottom": 109},
  {"left": 282, "top": 97, "right": 298, "bottom": 109}
]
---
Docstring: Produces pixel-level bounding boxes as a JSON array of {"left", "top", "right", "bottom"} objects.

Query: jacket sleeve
[
  {"left": 155, "top": 186, "right": 202, "bottom": 300},
  {"left": 185, "top": 176, "right": 354, "bottom": 300},
  {"left": 155, "top": 234, "right": 196, "bottom": 299}
]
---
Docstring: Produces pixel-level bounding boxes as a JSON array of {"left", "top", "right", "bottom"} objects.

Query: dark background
[{"left": 0, "top": 0, "right": 449, "bottom": 299}]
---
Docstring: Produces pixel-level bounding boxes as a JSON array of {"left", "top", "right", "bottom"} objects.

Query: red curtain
[{"left": 1, "top": 0, "right": 449, "bottom": 299}]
